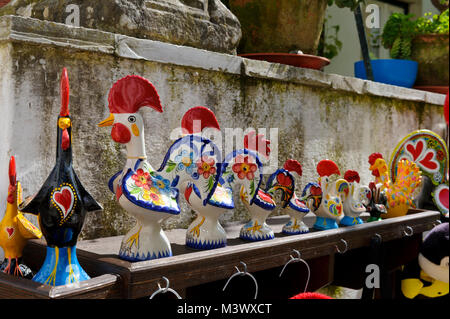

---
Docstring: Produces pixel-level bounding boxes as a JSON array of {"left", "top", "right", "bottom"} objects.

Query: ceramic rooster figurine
[
  {"left": 365, "top": 182, "right": 388, "bottom": 222},
  {"left": 340, "top": 170, "right": 370, "bottom": 226},
  {"left": 20, "top": 68, "right": 103, "bottom": 286},
  {"left": 369, "top": 152, "right": 422, "bottom": 219},
  {"left": 302, "top": 160, "right": 349, "bottom": 231},
  {"left": 266, "top": 159, "right": 310, "bottom": 234},
  {"left": 388, "top": 130, "right": 448, "bottom": 220},
  {"left": 221, "top": 131, "right": 276, "bottom": 241},
  {"left": 99, "top": 75, "right": 180, "bottom": 261},
  {"left": 158, "top": 106, "right": 233, "bottom": 250},
  {"left": 0, "top": 156, "right": 42, "bottom": 279}
]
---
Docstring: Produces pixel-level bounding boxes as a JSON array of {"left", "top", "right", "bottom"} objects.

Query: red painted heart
[
  {"left": 277, "top": 173, "right": 293, "bottom": 187},
  {"left": 5, "top": 227, "right": 14, "bottom": 238},
  {"left": 419, "top": 151, "right": 439, "bottom": 172},
  {"left": 53, "top": 186, "right": 74, "bottom": 218},
  {"left": 438, "top": 188, "right": 449, "bottom": 210},
  {"left": 406, "top": 140, "right": 424, "bottom": 161}
]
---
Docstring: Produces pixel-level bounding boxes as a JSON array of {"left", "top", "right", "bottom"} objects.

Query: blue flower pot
[{"left": 354, "top": 59, "right": 418, "bottom": 88}]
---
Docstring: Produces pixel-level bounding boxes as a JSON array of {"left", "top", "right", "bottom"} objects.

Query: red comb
[
  {"left": 108, "top": 75, "right": 163, "bottom": 114},
  {"left": 344, "top": 170, "right": 360, "bottom": 183},
  {"left": 317, "top": 159, "right": 340, "bottom": 177},
  {"left": 60, "top": 68, "right": 70, "bottom": 117},
  {"left": 368, "top": 153, "right": 383, "bottom": 165},
  {"left": 244, "top": 131, "right": 271, "bottom": 158},
  {"left": 181, "top": 106, "right": 220, "bottom": 134},
  {"left": 283, "top": 159, "right": 303, "bottom": 176},
  {"left": 9, "top": 156, "right": 16, "bottom": 187}
]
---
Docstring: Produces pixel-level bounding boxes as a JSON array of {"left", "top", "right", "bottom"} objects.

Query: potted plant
[
  {"left": 411, "top": 8, "right": 449, "bottom": 91},
  {"left": 355, "top": 12, "right": 419, "bottom": 88}
]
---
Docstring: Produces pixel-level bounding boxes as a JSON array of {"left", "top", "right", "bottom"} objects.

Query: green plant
[
  {"left": 416, "top": 9, "right": 449, "bottom": 34},
  {"left": 318, "top": 16, "right": 343, "bottom": 59},
  {"left": 381, "top": 13, "right": 418, "bottom": 59}
]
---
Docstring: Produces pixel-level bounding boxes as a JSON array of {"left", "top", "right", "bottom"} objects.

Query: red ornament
[{"left": 60, "top": 68, "right": 70, "bottom": 117}]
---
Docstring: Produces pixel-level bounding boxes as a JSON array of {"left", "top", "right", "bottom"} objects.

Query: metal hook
[
  {"left": 335, "top": 238, "right": 349, "bottom": 254},
  {"left": 279, "top": 249, "right": 311, "bottom": 293},
  {"left": 403, "top": 226, "right": 414, "bottom": 237},
  {"left": 223, "top": 262, "right": 259, "bottom": 299},
  {"left": 149, "top": 276, "right": 182, "bottom": 299}
]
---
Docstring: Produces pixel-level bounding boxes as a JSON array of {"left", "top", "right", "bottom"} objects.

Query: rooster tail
[
  {"left": 221, "top": 149, "right": 263, "bottom": 205},
  {"left": 157, "top": 134, "right": 222, "bottom": 206},
  {"left": 391, "top": 159, "right": 422, "bottom": 205},
  {"left": 265, "top": 168, "right": 295, "bottom": 204}
]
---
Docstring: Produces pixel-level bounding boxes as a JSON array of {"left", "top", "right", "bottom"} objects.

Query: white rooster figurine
[
  {"left": 99, "top": 76, "right": 226, "bottom": 260},
  {"left": 340, "top": 170, "right": 370, "bottom": 226}
]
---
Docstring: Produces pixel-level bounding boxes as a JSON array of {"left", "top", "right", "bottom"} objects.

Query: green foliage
[
  {"left": 318, "top": 16, "right": 343, "bottom": 59},
  {"left": 382, "top": 9, "right": 449, "bottom": 59},
  {"left": 327, "top": 0, "right": 365, "bottom": 11},
  {"left": 382, "top": 13, "right": 417, "bottom": 59},
  {"left": 416, "top": 9, "right": 449, "bottom": 34}
]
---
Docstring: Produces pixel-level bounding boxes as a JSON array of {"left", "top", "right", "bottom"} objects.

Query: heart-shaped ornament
[
  {"left": 405, "top": 139, "right": 424, "bottom": 161},
  {"left": 52, "top": 185, "right": 75, "bottom": 219},
  {"left": 5, "top": 227, "right": 14, "bottom": 238},
  {"left": 433, "top": 184, "right": 449, "bottom": 214},
  {"left": 418, "top": 150, "right": 439, "bottom": 173}
]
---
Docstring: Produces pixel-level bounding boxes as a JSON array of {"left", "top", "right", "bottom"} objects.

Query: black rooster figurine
[{"left": 19, "top": 68, "right": 102, "bottom": 286}]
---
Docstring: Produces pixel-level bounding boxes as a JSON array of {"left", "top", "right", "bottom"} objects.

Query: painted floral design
[
  {"left": 131, "top": 169, "right": 152, "bottom": 190},
  {"left": 152, "top": 175, "right": 171, "bottom": 194},
  {"left": 232, "top": 155, "right": 257, "bottom": 180},
  {"left": 142, "top": 187, "right": 164, "bottom": 206},
  {"left": 196, "top": 156, "right": 217, "bottom": 179},
  {"left": 175, "top": 150, "right": 196, "bottom": 174}
]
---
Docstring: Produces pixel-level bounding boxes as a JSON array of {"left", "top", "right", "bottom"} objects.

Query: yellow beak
[{"left": 98, "top": 113, "right": 115, "bottom": 127}]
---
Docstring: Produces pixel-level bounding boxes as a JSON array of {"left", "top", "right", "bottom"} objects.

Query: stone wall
[{"left": 0, "top": 16, "right": 447, "bottom": 254}]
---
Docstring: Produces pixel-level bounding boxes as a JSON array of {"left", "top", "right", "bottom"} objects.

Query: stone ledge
[{"left": 0, "top": 14, "right": 446, "bottom": 106}]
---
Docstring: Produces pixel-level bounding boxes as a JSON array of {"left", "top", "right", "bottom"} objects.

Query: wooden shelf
[{"left": 7, "top": 209, "right": 441, "bottom": 299}]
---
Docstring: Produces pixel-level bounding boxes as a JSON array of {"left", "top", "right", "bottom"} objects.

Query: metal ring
[
  {"left": 149, "top": 277, "right": 182, "bottom": 299},
  {"left": 335, "top": 239, "right": 348, "bottom": 254},
  {"left": 223, "top": 262, "right": 259, "bottom": 299},
  {"left": 403, "top": 226, "right": 414, "bottom": 237}
]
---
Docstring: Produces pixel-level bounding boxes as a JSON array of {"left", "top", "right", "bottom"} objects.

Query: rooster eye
[{"left": 128, "top": 115, "right": 136, "bottom": 123}]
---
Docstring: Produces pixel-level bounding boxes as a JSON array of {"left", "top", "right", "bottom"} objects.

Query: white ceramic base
[
  {"left": 186, "top": 213, "right": 227, "bottom": 249},
  {"left": 239, "top": 205, "right": 274, "bottom": 241},
  {"left": 282, "top": 211, "right": 309, "bottom": 235}
]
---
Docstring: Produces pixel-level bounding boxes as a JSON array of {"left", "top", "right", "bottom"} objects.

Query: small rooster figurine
[
  {"left": 365, "top": 182, "right": 388, "bottom": 222},
  {"left": 302, "top": 160, "right": 349, "bottom": 231},
  {"left": 266, "top": 159, "right": 310, "bottom": 234},
  {"left": 20, "top": 68, "right": 103, "bottom": 286},
  {"left": 158, "top": 106, "right": 232, "bottom": 250},
  {"left": 369, "top": 153, "right": 422, "bottom": 218},
  {"left": 221, "top": 131, "right": 275, "bottom": 241},
  {"left": 340, "top": 170, "right": 370, "bottom": 226},
  {"left": 0, "top": 156, "right": 42, "bottom": 279}
]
